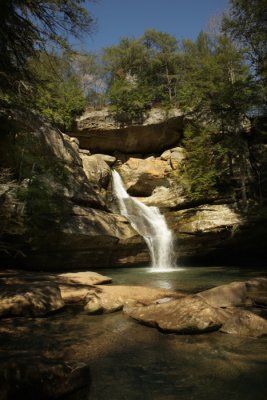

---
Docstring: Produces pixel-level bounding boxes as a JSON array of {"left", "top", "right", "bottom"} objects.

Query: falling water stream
[{"left": 112, "top": 170, "right": 175, "bottom": 271}]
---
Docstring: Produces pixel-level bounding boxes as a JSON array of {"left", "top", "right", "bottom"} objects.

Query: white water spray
[{"left": 112, "top": 170, "right": 175, "bottom": 271}]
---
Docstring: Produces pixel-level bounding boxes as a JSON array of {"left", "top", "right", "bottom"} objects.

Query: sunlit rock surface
[
  {"left": 117, "top": 157, "right": 170, "bottom": 196},
  {"left": 70, "top": 107, "right": 184, "bottom": 154},
  {"left": 84, "top": 285, "right": 182, "bottom": 314}
]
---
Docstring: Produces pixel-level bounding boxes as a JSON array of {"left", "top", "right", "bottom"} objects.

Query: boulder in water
[
  {"left": 84, "top": 285, "right": 182, "bottom": 314},
  {"left": 124, "top": 295, "right": 232, "bottom": 334},
  {"left": 220, "top": 310, "right": 267, "bottom": 337}
]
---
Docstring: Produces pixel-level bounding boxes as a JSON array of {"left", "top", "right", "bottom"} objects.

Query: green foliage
[
  {"left": 108, "top": 78, "right": 152, "bottom": 125},
  {"left": 72, "top": 52, "right": 108, "bottom": 108},
  {"left": 181, "top": 124, "right": 222, "bottom": 199},
  {"left": 29, "top": 52, "right": 86, "bottom": 130},
  {"left": 223, "top": 0, "right": 267, "bottom": 104},
  {"left": 103, "top": 30, "right": 181, "bottom": 120},
  {"left": 0, "top": 0, "right": 93, "bottom": 117},
  {"left": 12, "top": 132, "right": 71, "bottom": 229}
]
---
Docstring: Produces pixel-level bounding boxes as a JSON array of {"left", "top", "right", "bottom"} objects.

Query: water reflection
[{"left": 97, "top": 265, "right": 267, "bottom": 293}]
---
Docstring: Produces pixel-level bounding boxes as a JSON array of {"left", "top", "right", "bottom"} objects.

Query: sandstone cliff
[
  {"left": 0, "top": 111, "right": 148, "bottom": 269},
  {"left": 0, "top": 108, "right": 266, "bottom": 269},
  {"left": 70, "top": 107, "right": 267, "bottom": 266}
]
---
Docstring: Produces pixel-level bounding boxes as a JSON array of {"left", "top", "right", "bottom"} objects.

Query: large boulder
[
  {"left": 80, "top": 153, "right": 111, "bottom": 189},
  {"left": 117, "top": 157, "right": 169, "bottom": 196},
  {"left": 70, "top": 108, "right": 184, "bottom": 154},
  {"left": 58, "top": 271, "right": 112, "bottom": 286},
  {"left": 166, "top": 204, "right": 244, "bottom": 261},
  {"left": 197, "top": 281, "right": 250, "bottom": 307},
  {"left": 220, "top": 310, "right": 267, "bottom": 337},
  {"left": 124, "top": 295, "right": 232, "bottom": 334},
  {"left": 0, "top": 285, "right": 64, "bottom": 317},
  {"left": 84, "top": 285, "right": 182, "bottom": 314}
]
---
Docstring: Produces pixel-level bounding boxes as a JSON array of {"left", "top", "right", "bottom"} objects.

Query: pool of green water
[
  {"left": 1, "top": 265, "right": 266, "bottom": 400},
  {"left": 85, "top": 265, "right": 267, "bottom": 400},
  {"left": 96, "top": 265, "right": 267, "bottom": 292}
]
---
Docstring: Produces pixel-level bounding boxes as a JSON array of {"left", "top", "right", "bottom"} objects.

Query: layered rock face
[
  {"left": 0, "top": 112, "right": 148, "bottom": 270},
  {"left": 71, "top": 107, "right": 184, "bottom": 154},
  {"left": 69, "top": 107, "right": 267, "bottom": 266},
  {"left": 1, "top": 107, "right": 266, "bottom": 269}
]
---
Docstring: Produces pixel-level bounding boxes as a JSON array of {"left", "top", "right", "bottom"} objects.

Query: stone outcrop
[
  {"left": 124, "top": 278, "right": 267, "bottom": 336},
  {"left": 165, "top": 204, "right": 246, "bottom": 262},
  {"left": 71, "top": 107, "right": 184, "bottom": 154},
  {"left": 80, "top": 153, "right": 111, "bottom": 189},
  {"left": 117, "top": 157, "right": 170, "bottom": 196},
  {"left": 1, "top": 107, "right": 267, "bottom": 268},
  {"left": 0, "top": 285, "right": 64, "bottom": 317},
  {"left": 220, "top": 310, "right": 267, "bottom": 337},
  {"left": 58, "top": 271, "right": 112, "bottom": 286},
  {"left": 84, "top": 285, "right": 182, "bottom": 314},
  {"left": 0, "top": 113, "right": 148, "bottom": 270},
  {"left": 124, "top": 295, "right": 231, "bottom": 334}
]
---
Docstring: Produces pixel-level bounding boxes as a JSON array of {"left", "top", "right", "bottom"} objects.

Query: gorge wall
[{"left": 0, "top": 108, "right": 266, "bottom": 269}]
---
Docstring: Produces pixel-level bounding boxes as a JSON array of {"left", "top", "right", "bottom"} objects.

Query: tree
[
  {"left": 72, "top": 52, "right": 107, "bottom": 108},
  {"left": 103, "top": 37, "right": 151, "bottom": 123},
  {"left": 222, "top": 0, "right": 267, "bottom": 103},
  {"left": 179, "top": 32, "right": 256, "bottom": 205},
  {"left": 142, "top": 29, "right": 180, "bottom": 104},
  {"left": 0, "top": 0, "right": 93, "bottom": 112},
  {"left": 103, "top": 30, "right": 181, "bottom": 120},
  {"left": 29, "top": 51, "right": 86, "bottom": 131},
  {"left": 108, "top": 78, "right": 152, "bottom": 125}
]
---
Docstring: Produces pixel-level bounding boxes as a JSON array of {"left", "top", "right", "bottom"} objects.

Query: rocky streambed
[{"left": 0, "top": 268, "right": 267, "bottom": 399}]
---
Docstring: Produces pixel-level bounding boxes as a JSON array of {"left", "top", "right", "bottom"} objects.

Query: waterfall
[{"left": 112, "top": 170, "right": 175, "bottom": 271}]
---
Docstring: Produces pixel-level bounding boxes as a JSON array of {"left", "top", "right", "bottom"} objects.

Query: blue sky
[{"left": 77, "top": 0, "right": 229, "bottom": 52}]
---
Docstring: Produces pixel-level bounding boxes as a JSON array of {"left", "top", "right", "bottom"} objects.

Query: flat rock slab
[
  {"left": 124, "top": 295, "right": 233, "bottom": 334},
  {"left": 58, "top": 271, "right": 112, "bottom": 286},
  {"left": 84, "top": 285, "right": 182, "bottom": 314},
  {"left": 197, "top": 281, "right": 250, "bottom": 307},
  {"left": 0, "top": 285, "right": 64, "bottom": 317},
  {"left": 220, "top": 310, "right": 267, "bottom": 337}
]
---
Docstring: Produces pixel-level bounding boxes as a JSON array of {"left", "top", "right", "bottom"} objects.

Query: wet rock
[
  {"left": 84, "top": 290, "right": 123, "bottom": 314},
  {"left": 58, "top": 271, "right": 112, "bottom": 286},
  {"left": 245, "top": 277, "right": 267, "bottom": 307},
  {"left": 220, "top": 310, "right": 267, "bottom": 337},
  {"left": 0, "top": 285, "right": 64, "bottom": 317},
  {"left": 124, "top": 295, "right": 232, "bottom": 334},
  {"left": 197, "top": 281, "right": 251, "bottom": 307},
  {"left": 0, "top": 357, "right": 90, "bottom": 400},
  {"left": 58, "top": 271, "right": 112, "bottom": 304},
  {"left": 84, "top": 285, "right": 182, "bottom": 314}
]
